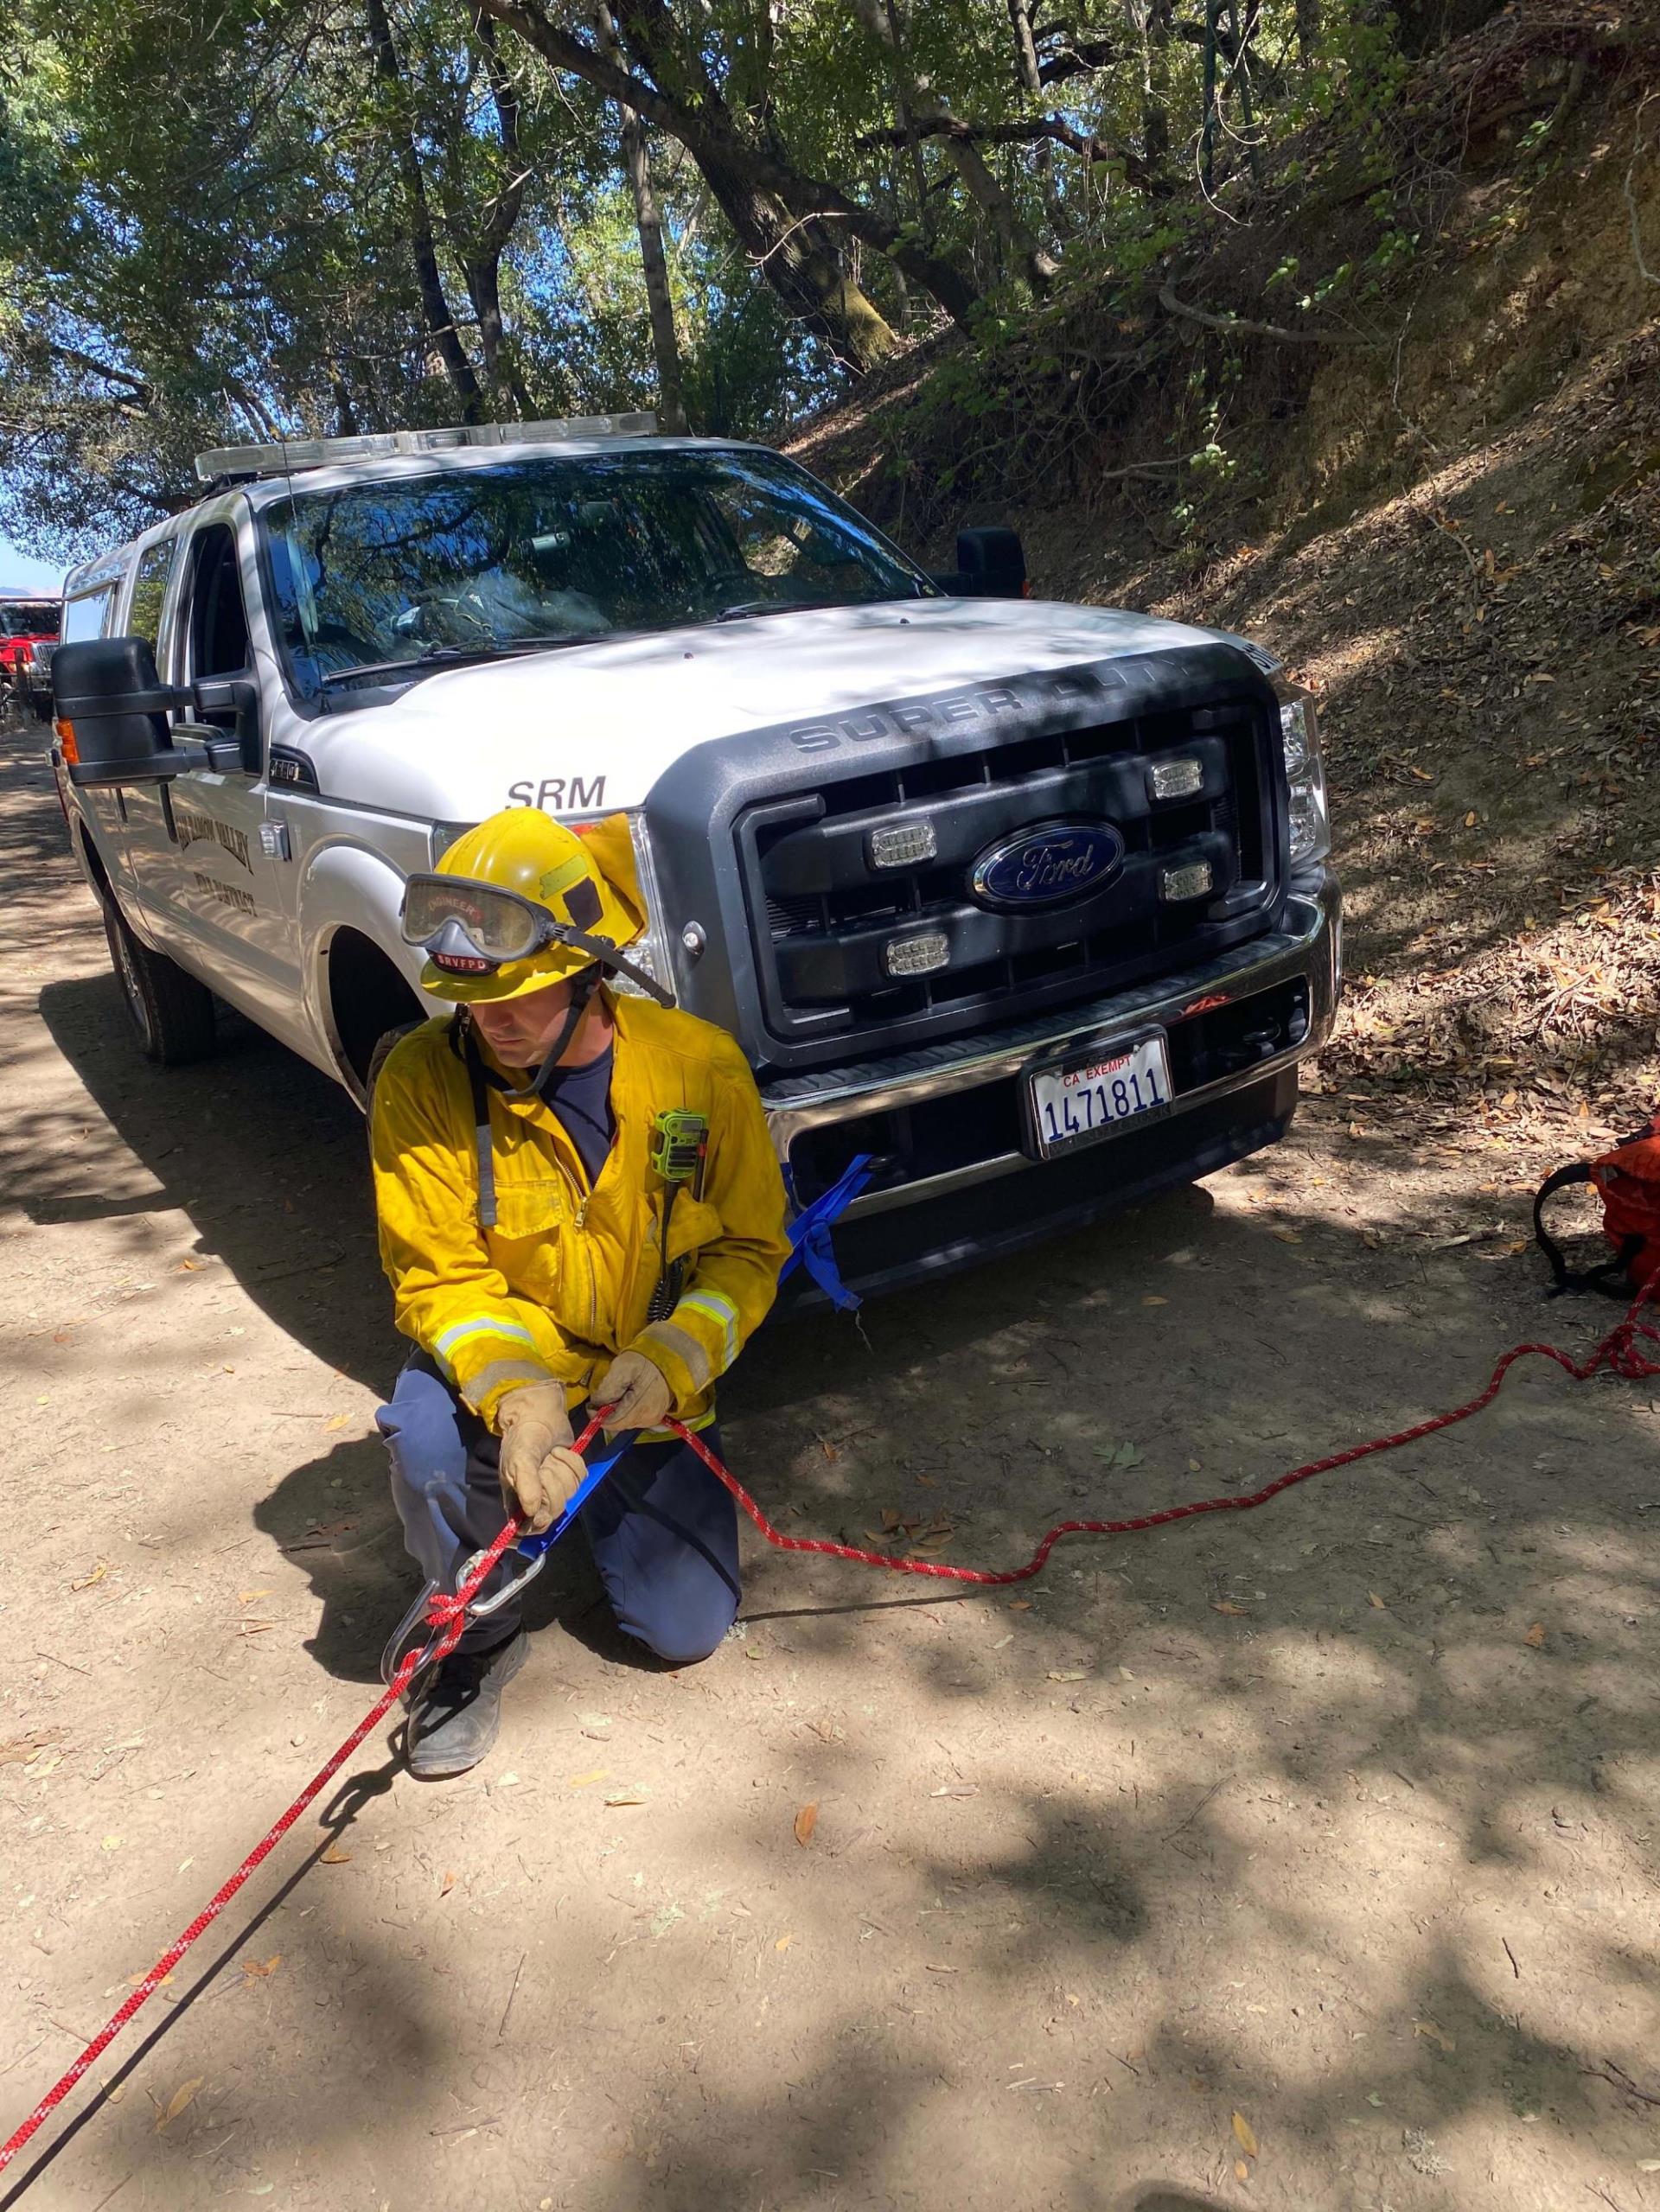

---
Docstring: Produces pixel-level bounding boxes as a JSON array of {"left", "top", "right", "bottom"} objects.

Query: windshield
[
  {"left": 261, "top": 447, "right": 935, "bottom": 703},
  {"left": 0, "top": 602, "right": 61, "bottom": 635}
]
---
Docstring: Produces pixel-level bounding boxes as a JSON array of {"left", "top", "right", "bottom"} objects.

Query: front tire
[{"left": 103, "top": 902, "right": 217, "bottom": 1065}]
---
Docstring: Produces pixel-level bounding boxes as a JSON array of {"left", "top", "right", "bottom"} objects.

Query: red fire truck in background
[{"left": 1, "top": 590, "right": 63, "bottom": 718}]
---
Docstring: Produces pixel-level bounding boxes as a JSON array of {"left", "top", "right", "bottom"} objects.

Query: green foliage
[{"left": 0, "top": 0, "right": 1449, "bottom": 557}]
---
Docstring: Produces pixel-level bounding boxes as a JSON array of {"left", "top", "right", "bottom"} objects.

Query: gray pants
[{"left": 377, "top": 1354, "right": 741, "bottom": 1661}]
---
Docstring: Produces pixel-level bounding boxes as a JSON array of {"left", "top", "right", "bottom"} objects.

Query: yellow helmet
[{"left": 401, "top": 809, "right": 653, "bottom": 1004}]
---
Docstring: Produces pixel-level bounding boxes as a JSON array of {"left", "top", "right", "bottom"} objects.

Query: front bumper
[{"left": 763, "top": 870, "right": 1340, "bottom": 1299}]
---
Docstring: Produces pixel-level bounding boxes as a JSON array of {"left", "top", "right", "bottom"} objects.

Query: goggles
[
  {"left": 399, "top": 870, "right": 674, "bottom": 1005},
  {"left": 400, "top": 874, "right": 585, "bottom": 972}
]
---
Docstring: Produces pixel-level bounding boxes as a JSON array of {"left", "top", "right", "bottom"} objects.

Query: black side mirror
[
  {"left": 53, "top": 638, "right": 247, "bottom": 783},
  {"left": 53, "top": 638, "right": 188, "bottom": 787},
  {"left": 931, "top": 526, "right": 1030, "bottom": 600}
]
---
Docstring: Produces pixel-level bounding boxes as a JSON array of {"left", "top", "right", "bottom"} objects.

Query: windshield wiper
[
  {"left": 318, "top": 636, "right": 609, "bottom": 691},
  {"left": 711, "top": 597, "right": 852, "bottom": 624}
]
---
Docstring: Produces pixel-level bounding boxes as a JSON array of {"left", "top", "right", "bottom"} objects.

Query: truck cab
[{"left": 49, "top": 416, "right": 1339, "bottom": 1299}]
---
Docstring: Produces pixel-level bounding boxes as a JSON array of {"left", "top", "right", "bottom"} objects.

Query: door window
[
  {"left": 61, "top": 585, "right": 117, "bottom": 643},
  {"left": 180, "top": 526, "right": 252, "bottom": 732},
  {"left": 127, "top": 540, "right": 177, "bottom": 651}
]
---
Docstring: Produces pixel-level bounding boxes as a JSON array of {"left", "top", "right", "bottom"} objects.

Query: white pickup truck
[{"left": 49, "top": 416, "right": 1339, "bottom": 1299}]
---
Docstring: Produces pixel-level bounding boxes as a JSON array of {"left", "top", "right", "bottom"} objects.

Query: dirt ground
[{"left": 2, "top": 704, "right": 1659, "bottom": 2212}]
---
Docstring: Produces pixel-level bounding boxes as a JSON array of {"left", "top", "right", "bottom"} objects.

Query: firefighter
[{"left": 371, "top": 809, "right": 789, "bottom": 1777}]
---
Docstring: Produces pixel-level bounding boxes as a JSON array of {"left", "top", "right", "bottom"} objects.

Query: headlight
[
  {"left": 1274, "top": 677, "right": 1330, "bottom": 868},
  {"left": 617, "top": 808, "right": 674, "bottom": 1002}
]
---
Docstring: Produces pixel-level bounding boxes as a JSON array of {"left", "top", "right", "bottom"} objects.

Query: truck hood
[{"left": 302, "top": 596, "right": 1237, "bottom": 822}]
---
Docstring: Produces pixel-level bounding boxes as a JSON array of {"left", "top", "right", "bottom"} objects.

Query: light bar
[
  {"left": 195, "top": 412, "right": 659, "bottom": 483},
  {"left": 1149, "top": 756, "right": 1204, "bottom": 800},
  {"left": 869, "top": 821, "right": 937, "bottom": 870},
  {"left": 884, "top": 931, "right": 949, "bottom": 979},
  {"left": 1160, "top": 861, "right": 1213, "bottom": 902}
]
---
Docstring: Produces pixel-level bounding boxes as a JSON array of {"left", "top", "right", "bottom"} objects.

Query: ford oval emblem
[{"left": 969, "top": 820, "right": 1125, "bottom": 909}]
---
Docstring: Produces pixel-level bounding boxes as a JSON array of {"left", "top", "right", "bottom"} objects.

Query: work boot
[{"left": 405, "top": 1629, "right": 528, "bottom": 1779}]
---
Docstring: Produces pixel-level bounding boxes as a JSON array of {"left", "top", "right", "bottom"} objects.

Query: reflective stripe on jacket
[{"left": 370, "top": 993, "right": 790, "bottom": 1429}]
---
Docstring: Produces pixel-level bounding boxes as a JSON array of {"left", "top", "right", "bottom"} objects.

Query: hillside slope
[{"left": 797, "top": 3, "right": 1660, "bottom": 1216}]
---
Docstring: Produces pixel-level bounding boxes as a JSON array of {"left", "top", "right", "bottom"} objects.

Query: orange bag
[{"left": 1534, "top": 1112, "right": 1660, "bottom": 1300}]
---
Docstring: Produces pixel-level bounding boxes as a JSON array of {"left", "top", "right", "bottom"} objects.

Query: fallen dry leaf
[
  {"left": 1414, "top": 2018, "right": 1455, "bottom": 2052},
  {"left": 237, "top": 1590, "right": 271, "bottom": 1606},
  {"left": 774, "top": 1934, "right": 793, "bottom": 1952},
  {"left": 568, "top": 1768, "right": 608, "bottom": 1788},
  {"left": 794, "top": 1802, "right": 820, "bottom": 1847},
  {"left": 1524, "top": 1622, "right": 1547, "bottom": 1648},
  {"left": 1235, "top": 2160, "right": 1250, "bottom": 2183},
  {"left": 604, "top": 1791, "right": 647, "bottom": 1807},
  {"left": 1211, "top": 1601, "right": 1248, "bottom": 1616},
  {"left": 439, "top": 1871, "right": 456, "bottom": 1897},
  {"left": 239, "top": 1954, "right": 282, "bottom": 1981},
  {"left": 1270, "top": 1226, "right": 1303, "bottom": 1245},
  {"left": 153, "top": 2076, "right": 203, "bottom": 2133},
  {"left": 1007, "top": 1599, "right": 1031, "bottom": 1611},
  {"left": 71, "top": 1560, "right": 109, "bottom": 1591},
  {"left": 319, "top": 1845, "right": 352, "bottom": 1865},
  {"left": 1142, "top": 1295, "right": 1168, "bottom": 1307},
  {"left": 1369, "top": 1592, "right": 1387, "bottom": 1610},
  {"left": 323, "top": 1412, "right": 352, "bottom": 1432},
  {"left": 1047, "top": 1668, "right": 1089, "bottom": 1682},
  {"left": 1232, "top": 2111, "right": 1259, "bottom": 2158}
]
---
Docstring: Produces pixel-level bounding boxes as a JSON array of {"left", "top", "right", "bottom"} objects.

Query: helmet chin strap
[{"left": 500, "top": 965, "right": 603, "bottom": 1104}]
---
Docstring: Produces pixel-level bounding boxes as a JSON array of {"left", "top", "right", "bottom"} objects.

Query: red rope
[
  {"left": 7, "top": 1304, "right": 1659, "bottom": 2177},
  {"left": 670, "top": 1295, "right": 1660, "bottom": 1582}
]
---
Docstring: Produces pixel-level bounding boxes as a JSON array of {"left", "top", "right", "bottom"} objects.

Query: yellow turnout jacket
[{"left": 371, "top": 993, "right": 790, "bottom": 1431}]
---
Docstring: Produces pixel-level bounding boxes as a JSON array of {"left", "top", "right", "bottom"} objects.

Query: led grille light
[
  {"left": 884, "top": 931, "right": 949, "bottom": 979},
  {"left": 868, "top": 821, "right": 937, "bottom": 869},
  {"left": 1160, "top": 861, "right": 1213, "bottom": 902},
  {"left": 1150, "top": 757, "right": 1204, "bottom": 800}
]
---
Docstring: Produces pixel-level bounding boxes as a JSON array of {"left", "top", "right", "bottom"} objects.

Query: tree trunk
[
  {"left": 1006, "top": 0, "right": 1060, "bottom": 230},
  {"left": 1293, "top": 0, "right": 1321, "bottom": 65},
  {"left": 463, "top": 5, "right": 533, "bottom": 411},
  {"left": 364, "top": 0, "right": 482, "bottom": 415},
  {"left": 478, "top": 0, "right": 981, "bottom": 365},
  {"left": 1142, "top": 0, "right": 1172, "bottom": 173},
  {"left": 852, "top": 0, "right": 1056, "bottom": 290},
  {"left": 595, "top": 2, "right": 687, "bottom": 433}
]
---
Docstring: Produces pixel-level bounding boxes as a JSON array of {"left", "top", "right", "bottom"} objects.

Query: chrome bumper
[{"left": 761, "top": 871, "right": 1341, "bottom": 1221}]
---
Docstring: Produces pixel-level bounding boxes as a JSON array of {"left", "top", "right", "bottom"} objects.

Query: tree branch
[
  {"left": 42, "top": 342, "right": 152, "bottom": 403},
  {"left": 859, "top": 112, "right": 1165, "bottom": 196},
  {"left": 1158, "top": 283, "right": 1376, "bottom": 346}
]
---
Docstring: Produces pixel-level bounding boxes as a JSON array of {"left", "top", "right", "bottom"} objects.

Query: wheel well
[
  {"left": 325, "top": 929, "right": 425, "bottom": 1095},
  {"left": 73, "top": 819, "right": 116, "bottom": 912}
]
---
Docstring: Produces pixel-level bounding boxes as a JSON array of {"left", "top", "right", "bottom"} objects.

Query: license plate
[{"left": 1025, "top": 1032, "right": 1173, "bottom": 1159}]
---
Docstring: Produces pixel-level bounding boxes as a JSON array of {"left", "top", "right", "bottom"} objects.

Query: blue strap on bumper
[{"left": 779, "top": 1152, "right": 875, "bottom": 1312}]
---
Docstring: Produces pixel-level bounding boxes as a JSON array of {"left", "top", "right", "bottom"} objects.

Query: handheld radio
[{"left": 647, "top": 1109, "right": 709, "bottom": 1320}]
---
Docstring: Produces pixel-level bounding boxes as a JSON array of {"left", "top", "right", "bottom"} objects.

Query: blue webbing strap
[
  {"left": 509, "top": 1152, "right": 874, "bottom": 1559},
  {"left": 779, "top": 1152, "right": 875, "bottom": 1312}
]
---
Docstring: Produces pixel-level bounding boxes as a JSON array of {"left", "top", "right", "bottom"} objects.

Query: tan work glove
[
  {"left": 496, "top": 1380, "right": 587, "bottom": 1534},
  {"left": 592, "top": 1348, "right": 674, "bottom": 1437}
]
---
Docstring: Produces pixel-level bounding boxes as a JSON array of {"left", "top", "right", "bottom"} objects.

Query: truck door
[
  {"left": 127, "top": 515, "right": 298, "bottom": 1027},
  {"left": 105, "top": 534, "right": 183, "bottom": 940}
]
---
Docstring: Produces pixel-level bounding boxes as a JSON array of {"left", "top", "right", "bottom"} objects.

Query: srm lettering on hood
[{"left": 506, "top": 775, "right": 608, "bottom": 812}]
